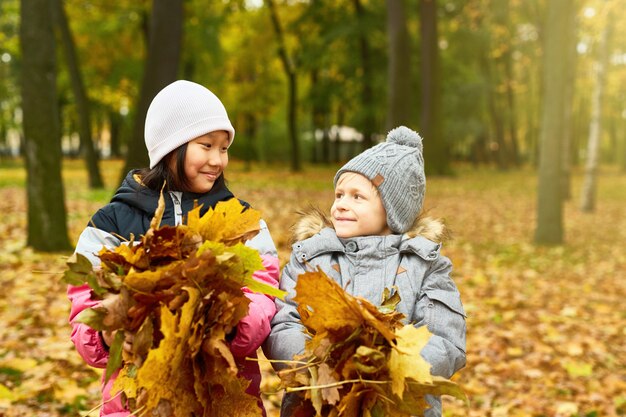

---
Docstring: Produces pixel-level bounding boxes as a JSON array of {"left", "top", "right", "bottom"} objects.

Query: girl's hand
[
  {"left": 101, "top": 329, "right": 116, "bottom": 348},
  {"left": 101, "top": 330, "right": 134, "bottom": 355},
  {"left": 123, "top": 332, "right": 134, "bottom": 355}
]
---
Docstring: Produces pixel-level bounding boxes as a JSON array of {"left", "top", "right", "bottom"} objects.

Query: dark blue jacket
[{"left": 91, "top": 170, "right": 238, "bottom": 240}]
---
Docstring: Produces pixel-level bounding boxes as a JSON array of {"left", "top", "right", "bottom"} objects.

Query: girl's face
[
  {"left": 179, "top": 130, "right": 230, "bottom": 193},
  {"left": 331, "top": 172, "right": 391, "bottom": 238}
]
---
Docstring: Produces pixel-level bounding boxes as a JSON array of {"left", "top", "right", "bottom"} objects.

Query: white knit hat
[{"left": 145, "top": 80, "right": 235, "bottom": 168}]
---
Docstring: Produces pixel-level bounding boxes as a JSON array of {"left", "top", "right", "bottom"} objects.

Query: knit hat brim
[{"left": 148, "top": 116, "right": 234, "bottom": 168}]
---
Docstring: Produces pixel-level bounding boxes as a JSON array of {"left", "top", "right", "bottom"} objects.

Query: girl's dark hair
[{"left": 138, "top": 143, "right": 191, "bottom": 192}]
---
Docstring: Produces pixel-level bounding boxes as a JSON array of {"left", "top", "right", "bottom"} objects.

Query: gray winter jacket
[{"left": 264, "top": 208, "right": 466, "bottom": 416}]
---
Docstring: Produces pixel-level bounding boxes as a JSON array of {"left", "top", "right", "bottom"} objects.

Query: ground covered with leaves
[{"left": 0, "top": 159, "right": 624, "bottom": 417}]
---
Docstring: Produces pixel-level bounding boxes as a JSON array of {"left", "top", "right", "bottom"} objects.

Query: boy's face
[{"left": 331, "top": 172, "right": 391, "bottom": 238}]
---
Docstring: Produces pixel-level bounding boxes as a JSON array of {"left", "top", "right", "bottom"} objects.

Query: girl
[{"left": 68, "top": 80, "right": 280, "bottom": 417}]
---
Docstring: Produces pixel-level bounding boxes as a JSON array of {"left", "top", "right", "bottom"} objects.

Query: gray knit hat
[
  {"left": 334, "top": 126, "right": 425, "bottom": 234},
  {"left": 145, "top": 80, "right": 235, "bottom": 168}
]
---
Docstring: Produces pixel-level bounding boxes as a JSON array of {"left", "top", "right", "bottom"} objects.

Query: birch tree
[{"left": 580, "top": 10, "right": 613, "bottom": 212}]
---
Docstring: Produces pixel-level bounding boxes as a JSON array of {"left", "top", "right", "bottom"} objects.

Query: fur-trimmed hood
[{"left": 292, "top": 206, "right": 450, "bottom": 243}]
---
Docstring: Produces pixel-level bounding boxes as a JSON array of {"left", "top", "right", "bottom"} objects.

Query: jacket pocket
[
  {"left": 424, "top": 288, "right": 466, "bottom": 317},
  {"left": 423, "top": 289, "right": 466, "bottom": 354}
]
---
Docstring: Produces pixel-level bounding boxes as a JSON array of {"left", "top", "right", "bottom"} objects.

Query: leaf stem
[
  {"left": 286, "top": 379, "right": 390, "bottom": 392},
  {"left": 247, "top": 356, "right": 310, "bottom": 365}
]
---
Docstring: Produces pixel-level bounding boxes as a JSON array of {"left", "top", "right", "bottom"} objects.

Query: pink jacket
[{"left": 69, "top": 235, "right": 279, "bottom": 416}]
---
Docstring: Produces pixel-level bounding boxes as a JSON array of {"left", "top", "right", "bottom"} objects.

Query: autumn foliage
[
  {"left": 278, "top": 270, "right": 467, "bottom": 416},
  {"left": 1, "top": 162, "right": 625, "bottom": 416},
  {"left": 62, "top": 197, "right": 284, "bottom": 417}
]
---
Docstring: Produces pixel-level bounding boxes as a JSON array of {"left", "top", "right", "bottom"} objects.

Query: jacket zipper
[{"left": 169, "top": 192, "right": 183, "bottom": 225}]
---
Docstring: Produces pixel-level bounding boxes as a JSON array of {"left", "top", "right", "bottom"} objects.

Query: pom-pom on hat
[
  {"left": 145, "top": 80, "right": 235, "bottom": 168},
  {"left": 333, "top": 126, "right": 426, "bottom": 234}
]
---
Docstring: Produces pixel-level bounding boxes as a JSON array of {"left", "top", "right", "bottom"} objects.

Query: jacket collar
[
  {"left": 292, "top": 207, "right": 449, "bottom": 261},
  {"left": 112, "top": 170, "right": 237, "bottom": 222}
]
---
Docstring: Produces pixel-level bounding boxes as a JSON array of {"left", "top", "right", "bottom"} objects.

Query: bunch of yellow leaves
[
  {"left": 63, "top": 196, "right": 285, "bottom": 417},
  {"left": 279, "top": 270, "right": 467, "bottom": 417}
]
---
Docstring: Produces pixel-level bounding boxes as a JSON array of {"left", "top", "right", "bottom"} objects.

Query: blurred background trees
[{"left": 1, "top": 0, "right": 625, "bottom": 249}]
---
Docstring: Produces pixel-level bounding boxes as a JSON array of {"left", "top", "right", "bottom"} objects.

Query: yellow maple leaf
[
  {"left": 123, "top": 262, "right": 181, "bottom": 292},
  {"left": 132, "top": 287, "right": 202, "bottom": 416},
  {"left": 112, "top": 366, "right": 137, "bottom": 399},
  {"left": 283, "top": 270, "right": 467, "bottom": 416},
  {"left": 295, "top": 270, "right": 397, "bottom": 344},
  {"left": 143, "top": 188, "right": 166, "bottom": 246},
  {"left": 388, "top": 325, "right": 433, "bottom": 399},
  {"left": 294, "top": 270, "right": 364, "bottom": 334},
  {"left": 195, "top": 368, "right": 260, "bottom": 417},
  {"left": 70, "top": 187, "right": 284, "bottom": 416},
  {"left": 106, "top": 241, "right": 150, "bottom": 271},
  {"left": 187, "top": 199, "right": 261, "bottom": 245}
]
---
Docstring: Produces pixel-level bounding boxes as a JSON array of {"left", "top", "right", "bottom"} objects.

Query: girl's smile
[{"left": 179, "top": 131, "right": 230, "bottom": 193}]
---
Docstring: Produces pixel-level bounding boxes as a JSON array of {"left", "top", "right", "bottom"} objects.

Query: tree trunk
[
  {"left": 0, "top": 121, "right": 6, "bottom": 158},
  {"left": 310, "top": 70, "right": 330, "bottom": 164},
  {"left": 497, "top": 1, "right": 519, "bottom": 168},
  {"left": 480, "top": 52, "right": 507, "bottom": 169},
  {"left": 503, "top": 51, "right": 520, "bottom": 166},
  {"left": 242, "top": 113, "right": 257, "bottom": 172},
  {"left": 608, "top": 112, "right": 617, "bottom": 164},
  {"left": 621, "top": 119, "right": 626, "bottom": 173},
  {"left": 386, "top": 0, "right": 411, "bottom": 130},
  {"left": 419, "top": 0, "right": 451, "bottom": 174},
  {"left": 53, "top": 0, "right": 104, "bottom": 189},
  {"left": 354, "top": 0, "right": 375, "bottom": 150},
  {"left": 534, "top": 0, "right": 573, "bottom": 245},
  {"left": 580, "top": 13, "right": 612, "bottom": 212},
  {"left": 20, "top": 0, "right": 72, "bottom": 251},
  {"left": 109, "top": 109, "right": 122, "bottom": 158},
  {"left": 266, "top": 0, "right": 301, "bottom": 172},
  {"left": 561, "top": 4, "right": 578, "bottom": 200},
  {"left": 122, "top": 0, "right": 183, "bottom": 178}
]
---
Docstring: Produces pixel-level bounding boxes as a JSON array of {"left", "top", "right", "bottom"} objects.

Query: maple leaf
[
  {"left": 142, "top": 186, "right": 166, "bottom": 248},
  {"left": 197, "top": 240, "right": 285, "bottom": 298},
  {"left": 65, "top": 195, "right": 284, "bottom": 416},
  {"left": 280, "top": 269, "right": 467, "bottom": 417},
  {"left": 388, "top": 325, "right": 433, "bottom": 398},
  {"left": 316, "top": 363, "right": 340, "bottom": 405},
  {"left": 129, "top": 287, "right": 201, "bottom": 416},
  {"left": 195, "top": 366, "right": 260, "bottom": 417},
  {"left": 186, "top": 198, "right": 261, "bottom": 245},
  {"left": 106, "top": 331, "right": 125, "bottom": 382},
  {"left": 62, "top": 252, "right": 95, "bottom": 285},
  {"left": 123, "top": 262, "right": 181, "bottom": 292},
  {"left": 293, "top": 270, "right": 364, "bottom": 334}
]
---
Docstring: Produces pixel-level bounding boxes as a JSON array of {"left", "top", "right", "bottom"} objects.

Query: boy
[{"left": 264, "top": 126, "right": 466, "bottom": 417}]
